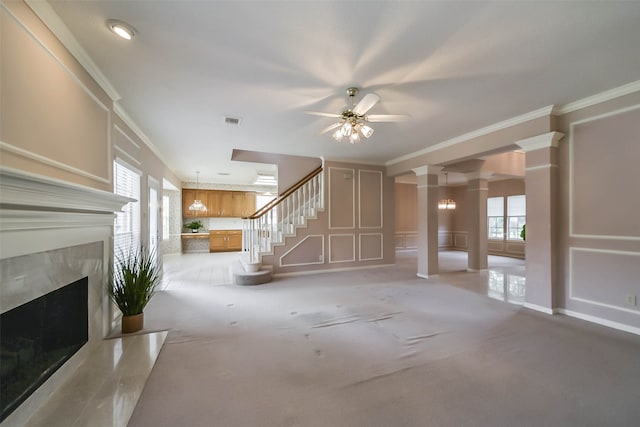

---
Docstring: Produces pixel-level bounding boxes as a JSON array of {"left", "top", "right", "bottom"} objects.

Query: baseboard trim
[
  {"left": 273, "top": 263, "right": 395, "bottom": 278},
  {"left": 417, "top": 273, "right": 439, "bottom": 279},
  {"left": 523, "top": 302, "right": 555, "bottom": 315},
  {"left": 556, "top": 308, "right": 640, "bottom": 336}
]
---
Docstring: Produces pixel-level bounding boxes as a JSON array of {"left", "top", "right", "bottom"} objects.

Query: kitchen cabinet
[
  {"left": 183, "top": 189, "right": 256, "bottom": 218},
  {"left": 204, "top": 190, "right": 233, "bottom": 217},
  {"left": 209, "top": 230, "right": 243, "bottom": 252},
  {"left": 182, "top": 189, "right": 211, "bottom": 217},
  {"left": 233, "top": 191, "right": 257, "bottom": 217}
]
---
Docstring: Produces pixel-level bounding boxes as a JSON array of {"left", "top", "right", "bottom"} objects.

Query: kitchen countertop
[{"left": 180, "top": 233, "right": 209, "bottom": 238}]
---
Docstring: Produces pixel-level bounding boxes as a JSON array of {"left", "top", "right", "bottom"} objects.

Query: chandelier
[
  {"left": 438, "top": 172, "right": 456, "bottom": 210},
  {"left": 188, "top": 171, "right": 207, "bottom": 212}
]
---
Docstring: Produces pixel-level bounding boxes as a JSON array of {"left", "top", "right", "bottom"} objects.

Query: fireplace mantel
[
  {"left": 0, "top": 167, "right": 135, "bottom": 426},
  {"left": 0, "top": 168, "right": 132, "bottom": 232}
]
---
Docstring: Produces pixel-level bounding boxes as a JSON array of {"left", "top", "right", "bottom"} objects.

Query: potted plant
[
  {"left": 520, "top": 224, "right": 526, "bottom": 241},
  {"left": 110, "top": 246, "right": 160, "bottom": 333},
  {"left": 184, "top": 220, "right": 204, "bottom": 233}
]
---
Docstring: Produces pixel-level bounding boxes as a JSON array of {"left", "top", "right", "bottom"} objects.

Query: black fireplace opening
[{"left": 1, "top": 276, "right": 88, "bottom": 422}]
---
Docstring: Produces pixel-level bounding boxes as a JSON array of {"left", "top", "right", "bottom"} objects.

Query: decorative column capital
[
  {"left": 412, "top": 165, "right": 442, "bottom": 176},
  {"left": 516, "top": 131, "right": 565, "bottom": 152}
]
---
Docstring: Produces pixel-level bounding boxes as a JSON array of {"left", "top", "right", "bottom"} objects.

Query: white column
[
  {"left": 516, "top": 131, "right": 564, "bottom": 314},
  {"left": 413, "top": 166, "right": 441, "bottom": 278},
  {"left": 465, "top": 172, "right": 491, "bottom": 271}
]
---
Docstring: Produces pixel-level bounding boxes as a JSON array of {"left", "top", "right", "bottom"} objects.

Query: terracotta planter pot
[{"left": 121, "top": 313, "right": 144, "bottom": 334}]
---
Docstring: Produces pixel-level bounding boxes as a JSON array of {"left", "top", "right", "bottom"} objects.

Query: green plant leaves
[{"left": 109, "top": 246, "right": 160, "bottom": 316}]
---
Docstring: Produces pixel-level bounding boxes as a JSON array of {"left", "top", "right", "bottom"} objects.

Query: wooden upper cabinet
[
  {"left": 232, "top": 191, "right": 255, "bottom": 217},
  {"left": 243, "top": 192, "right": 257, "bottom": 217},
  {"left": 219, "top": 191, "right": 234, "bottom": 217},
  {"left": 183, "top": 189, "right": 257, "bottom": 218},
  {"left": 182, "top": 189, "right": 193, "bottom": 217},
  {"left": 183, "top": 189, "right": 210, "bottom": 217},
  {"left": 207, "top": 191, "right": 221, "bottom": 216}
]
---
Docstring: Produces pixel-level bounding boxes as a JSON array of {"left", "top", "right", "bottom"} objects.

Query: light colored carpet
[{"left": 128, "top": 251, "right": 640, "bottom": 427}]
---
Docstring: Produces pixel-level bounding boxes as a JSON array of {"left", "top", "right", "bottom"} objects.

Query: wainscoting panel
[
  {"left": 453, "top": 232, "right": 468, "bottom": 249},
  {"left": 359, "top": 170, "right": 383, "bottom": 229},
  {"left": 439, "top": 232, "right": 452, "bottom": 248},
  {"left": 507, "top": 242, "right": 525, "bottom": 256},
  {"left": 570, "top": 247, "right": 640, "bottom": 314},
  {"left": 280, "top": 235, "right": 324, "bottom": 267},
  {"left": 395, "top": 232, "right": 417, "bottom": 249},
  {"left": 328, "top": 167, "right": 355, "bottom": 229},
  {"left": 329, "top": 234, "right": 355, "bottom": 263},
  {"left": 488, "top": 240, "right": 504, "bottom": 252},
  {"left": 360, "top": 233, "right": 383, "bottom": 261},
  {"left": 570, "top": 107, "right": 640, "bottom": 239}
]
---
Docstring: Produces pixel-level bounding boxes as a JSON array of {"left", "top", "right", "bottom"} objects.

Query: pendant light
[
  {"left": 188, "top": 171, "right": 207, "bottom": 212},
  {"left": 438, "top": 172, "right": 456, "bottom": 210}
]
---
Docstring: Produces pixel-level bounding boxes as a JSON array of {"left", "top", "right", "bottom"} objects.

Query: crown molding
[
  {"left": 556, "top": 80, "right": 640, "bottom": 115},
  {"left": 24, "top": 0, "right": 121, "bottom": 101},
  {"left": 387, "top": 105, "right": 556, "bottom": 166},
  {"left": 412, "top": 165, "right": 442, "bottom": 176},
  {"left": 113, "top": 103, "right": 179, "bottom": 177}
]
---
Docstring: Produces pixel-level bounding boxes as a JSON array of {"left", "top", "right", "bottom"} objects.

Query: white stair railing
[{"left": 243, "top": 168, "right": 323, "bottom": 264}]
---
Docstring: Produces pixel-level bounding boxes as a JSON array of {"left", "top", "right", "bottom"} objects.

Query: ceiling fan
[{"left": 305, "top": 87, "right": 409, "bottom": 144}]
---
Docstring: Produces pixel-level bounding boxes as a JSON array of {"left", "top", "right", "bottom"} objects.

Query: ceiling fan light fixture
[
  {"left": 349, "top": 132, "right": 361, "bottom": 144},
  {"left": 360, "top": 124, "right": 374, "bottom": 138},
  {"left": 307, "top": 86, "right": 407, "bottom": 143},
  {"left": 341, "top": 122, "right": 352, "bottom": 137}
]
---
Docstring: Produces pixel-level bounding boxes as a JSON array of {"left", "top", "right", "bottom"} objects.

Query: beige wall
[
  {"left": 263, "top": 161, "right": 395, "bottom": 274},
  {"left": 556, "top": 92, "right": 640, "bottom": 330},
  {"left": 1, "top": 0, "right": 112, "bottom": 190},
  {"left": 395, "top": 183, "right": 457, "bottom": 250},
  {"left": 1, "top": 1, "right": 181, "bottom": 252}
]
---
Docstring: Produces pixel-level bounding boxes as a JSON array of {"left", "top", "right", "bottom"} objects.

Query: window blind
[{"left": 114, "top": 161, "right": 141, "bottom": 255}]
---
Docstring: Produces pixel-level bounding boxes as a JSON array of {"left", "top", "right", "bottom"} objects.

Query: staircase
[{"left": 241, "top": 166, "right": 324, "bottom": 276}]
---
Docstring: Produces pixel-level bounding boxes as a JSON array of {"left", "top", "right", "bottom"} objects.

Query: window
[
  {"left": 114, "top": 160, "right": 141, "bottom": 254},
  {"left": 162, "top": 195, "right": 170, "bottom": 241},
  {"left": 507, "top": 195, "right": 526, "bottom": 240},
  {"left": 487, "top": 197, "right": 504, "bottom": 239}
]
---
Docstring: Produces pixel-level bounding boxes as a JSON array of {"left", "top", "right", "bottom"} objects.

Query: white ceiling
[{"left": 43, "top": 1, "right": 640, "bottom": 185}]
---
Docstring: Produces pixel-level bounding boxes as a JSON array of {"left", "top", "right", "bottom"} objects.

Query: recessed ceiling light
[
  {"left": 218, "top": 172, "right": 230, "bottom": 176},
  {"left": 106, "top": 19, "right": 136, "bottom": 40}
]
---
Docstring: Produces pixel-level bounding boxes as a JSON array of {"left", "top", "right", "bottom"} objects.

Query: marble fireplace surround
[{"left": 0, "top": 168, "right": 133, "bottom": 425}]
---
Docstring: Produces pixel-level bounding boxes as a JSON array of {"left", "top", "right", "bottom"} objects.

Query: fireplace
[
  {"left": 0, "top": 168, "right": 132, "bottom": 426},
  {"left": 1, "top": 276, "right": 89, "bottom": 421}
]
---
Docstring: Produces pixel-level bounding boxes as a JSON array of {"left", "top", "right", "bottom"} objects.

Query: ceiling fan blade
[
  {"left": 352, "top": 93, "right": 380, "bottom": 115},
  {"left": 320, "top": 122, "right": 342, "bottom": 134},
  {"left": 366, "top": 114, "right": 410, "bottom": 122},
  {"left": 305, "top": 111, "right": 341, "bottom": 118}
]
